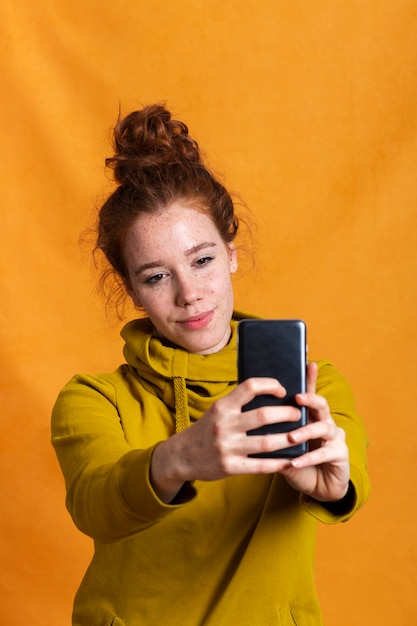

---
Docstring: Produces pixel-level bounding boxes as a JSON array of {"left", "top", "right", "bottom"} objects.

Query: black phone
[{"left": 238, "top": 319, "right": 308, "bottom": 459}]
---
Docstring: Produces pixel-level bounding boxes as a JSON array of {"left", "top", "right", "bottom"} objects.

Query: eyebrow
[{"left": 133, "top": 242, "right": 217, "bottom": 276}]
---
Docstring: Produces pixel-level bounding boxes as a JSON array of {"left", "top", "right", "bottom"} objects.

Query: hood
[{"left": 120, "top": 310, "right": 255, "bottom": 433}]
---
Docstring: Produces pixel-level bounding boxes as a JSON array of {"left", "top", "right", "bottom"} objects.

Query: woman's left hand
[{"left": 280, "top": 361, "right": 350, "bottom": 503}]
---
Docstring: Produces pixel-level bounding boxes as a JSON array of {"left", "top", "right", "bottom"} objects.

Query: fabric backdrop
[{"left": 1, "top": 1, "right": 416, "bottom": 624}]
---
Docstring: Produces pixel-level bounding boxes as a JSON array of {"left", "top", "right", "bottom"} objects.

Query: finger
[
  {"left": 290, "top": 437, "right": 348, "bottom": 469},
  {"left": 226, "top": 453, "right": 292, "bottom": 476},
  {"left": 306, "top": 361, "right": 318, "bottom": 394},
  {"left": 295, "top": 390, "right": 332, "bottom": 423},
  {"left": 245, "top": 431, "right": 304, "bottom": 458},
  {"left": 232, "top": 377, "right": 287, "bottom": 410},
  {"left": 244, "top": 404, "right": 303, "bottom": 433},
  {"left": 288, "top": 419, "right": 342, "bottom": 447}
]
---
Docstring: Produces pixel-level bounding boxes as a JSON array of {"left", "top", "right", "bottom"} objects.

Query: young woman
[{"left": 51, "top": 104, "right": 370, "bottom": 625}]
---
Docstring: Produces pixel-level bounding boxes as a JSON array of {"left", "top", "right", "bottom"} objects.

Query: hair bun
[{"left": 107, "top": 104, "right": 203, "bottom": 186}]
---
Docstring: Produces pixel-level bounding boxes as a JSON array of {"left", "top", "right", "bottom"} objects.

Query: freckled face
[{"left": 124, "top": 202, "right": 238, "bottom": 354}]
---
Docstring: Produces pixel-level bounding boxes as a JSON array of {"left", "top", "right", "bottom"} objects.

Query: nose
[{"left": 175, "top": 272, "right": 201, "bottom": 307}]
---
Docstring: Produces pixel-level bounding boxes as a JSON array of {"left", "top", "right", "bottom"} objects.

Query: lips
[{"left": 178, "top": 310, "right": 214, "bottom": 330}]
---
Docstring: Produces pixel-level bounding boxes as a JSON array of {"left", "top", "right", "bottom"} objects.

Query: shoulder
[
  {"left": 56, "top": 365, "right": 131, "bottom": 402},
  {"left": 51, "top": 366, "right": 133, "bottom": 430},
  {"left": 315, "top": 360, "right": 356, "bottom": 409}
]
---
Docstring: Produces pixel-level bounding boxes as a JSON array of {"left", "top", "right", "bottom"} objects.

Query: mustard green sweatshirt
[{"left": 51, "top": 312, "right": 370, "bottom": 626}]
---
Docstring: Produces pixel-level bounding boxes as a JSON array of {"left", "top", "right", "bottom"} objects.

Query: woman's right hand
[{"left": 150, "top": 378, "right": 302, "bottom": 503}]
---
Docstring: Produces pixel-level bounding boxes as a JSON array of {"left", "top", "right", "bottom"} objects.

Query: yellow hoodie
[{"left": 51, "top": 312, "right": 369, "bottom": 626}]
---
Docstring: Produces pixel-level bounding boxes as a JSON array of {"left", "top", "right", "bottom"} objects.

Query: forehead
[{"left": 124, "top": 202, "right": 223, "bottom": 256}]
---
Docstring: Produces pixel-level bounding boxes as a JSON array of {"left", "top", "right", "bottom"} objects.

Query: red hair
[{"left": 95, "top": 104, "right": 240, "bottom": 315}]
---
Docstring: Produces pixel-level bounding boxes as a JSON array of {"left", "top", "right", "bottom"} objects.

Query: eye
[
  {"left": 195, "top": 256, "right": 214, "bottom": 267},
  {"left": 145, "top": 272, "right": 166, "bottom": 285}
]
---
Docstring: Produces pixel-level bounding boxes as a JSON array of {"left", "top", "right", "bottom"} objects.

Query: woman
[{"left": 51, "top": 104, "right": 370, "bottom": 625}]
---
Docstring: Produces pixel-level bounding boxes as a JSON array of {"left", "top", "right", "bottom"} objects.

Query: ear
[
  {"left": 125, "top": 282, "right": 142, "bottom": 308},
  {"left": 227, "top": 243, "right": 238, "bottom": 274}
]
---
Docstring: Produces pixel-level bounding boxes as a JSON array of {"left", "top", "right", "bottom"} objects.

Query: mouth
[{"left": 178, "top": 310, "right": 214, "bottom": 330}]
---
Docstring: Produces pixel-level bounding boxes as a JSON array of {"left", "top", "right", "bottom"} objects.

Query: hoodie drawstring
[{"left": 173, "top": 377, "right": 190, "bottom": 433}]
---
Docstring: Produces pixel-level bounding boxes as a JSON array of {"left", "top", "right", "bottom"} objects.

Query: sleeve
[
  {"left": 51, "top": 372, "right": 196, "bottom": 543},
  {"left": 300, "top": 361, "right": 370, "bottom": 524}
]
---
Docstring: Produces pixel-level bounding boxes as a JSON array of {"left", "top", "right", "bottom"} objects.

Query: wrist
[
  {"left": 150, "top": 438, "right": 188, "bottom": 504},
  {"left": 319, "top": 481, "right": 355, "bottom": 516}
]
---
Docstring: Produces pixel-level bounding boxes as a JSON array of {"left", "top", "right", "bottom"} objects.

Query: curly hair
[{"left": 94, "top": 103, "right": 240, "bottom": 316}]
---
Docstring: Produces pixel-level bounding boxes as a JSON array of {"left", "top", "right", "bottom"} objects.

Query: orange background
[{"left": 1, "top": 2, "right": 416, "bottom": 624}]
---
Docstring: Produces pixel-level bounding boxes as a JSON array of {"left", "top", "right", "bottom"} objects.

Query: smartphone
[{"left": 238, "top": 319, "right": 308, "bottom": 459}]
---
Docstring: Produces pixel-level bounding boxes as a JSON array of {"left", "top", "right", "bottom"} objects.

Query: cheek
[
  {"left": 135, "top": 289, "right": 163, "bottom": 316},
  {"left": 211, "top": 274, "right": 234, "bottom": 303},
  {"left": 143, "top": 285, "right": 179, "bottom": 322}
]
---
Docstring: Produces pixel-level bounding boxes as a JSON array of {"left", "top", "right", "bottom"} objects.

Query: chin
[{"left": 190, "top": 336, "right": 227, "bottom": 355}]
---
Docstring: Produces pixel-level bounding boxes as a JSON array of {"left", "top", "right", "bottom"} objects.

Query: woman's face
[{"left": 124, "top": 201, "right": 238, "bottom": 354}]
